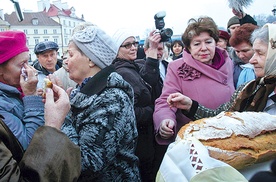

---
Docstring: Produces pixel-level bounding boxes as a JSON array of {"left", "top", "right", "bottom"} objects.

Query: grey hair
[
  {"left": 250, "top": 26, "right": 269, "bottom": 45},
  {"left": 251, "top": 24, "right": 276, "bottom": 76},
  {"left": 143, "top": 36, "right": 164, "bottom": 49},
  {"left": 143, "top": 37, "right": 150, "bottom": 49}
]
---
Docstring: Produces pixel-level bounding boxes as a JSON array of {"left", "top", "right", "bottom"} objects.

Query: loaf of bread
[{"left": 176, "top": 111, "right": 276, "bottom": 170}]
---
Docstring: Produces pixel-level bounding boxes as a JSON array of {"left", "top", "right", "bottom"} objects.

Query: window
[
  {"left": 34, "top": 29, "right": 38, "bottom": 34},
  {"left": 35, "top": 39, "right": 39, "bottom": 44},
  {"left": 53, "top": 29, "right": 57, "bottom": 34},
  {"left": 44, "top": 38, "right": 48, "bottom": 41},
  {"left": 32, "top": 18, "right": 39, "bottom": 25},
  {"left": 54, "top": 39, "right": 58, "bottom": 44},
  {"left": 24, "top": 29, "right": 28, "bottom": 34},
  {"left": 63, "top": 20, "right": 66, "bottom": 26},
  {"left": 44, "top": 29, "right": 47, "bottom": 34}
]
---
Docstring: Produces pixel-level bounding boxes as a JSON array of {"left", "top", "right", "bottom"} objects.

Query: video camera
[{"left": 154, "top": 11, "right": 173, "bottom": 42}]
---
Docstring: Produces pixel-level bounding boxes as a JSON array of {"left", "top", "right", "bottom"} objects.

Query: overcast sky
[{"left": 1, "top": 0, "right": 275, "bottom": 38}]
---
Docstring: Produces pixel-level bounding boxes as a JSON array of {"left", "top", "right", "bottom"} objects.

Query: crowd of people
[{"left": 0, "top": 5, "right": 276, "bottom": 182}]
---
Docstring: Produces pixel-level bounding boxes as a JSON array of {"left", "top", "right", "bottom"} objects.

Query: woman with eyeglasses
[
  {"left": 112, "top": 29, "right": 161, "bottom": 182},
  {"left": 153, "top": 16, "right": 235, "bottom": 148}
]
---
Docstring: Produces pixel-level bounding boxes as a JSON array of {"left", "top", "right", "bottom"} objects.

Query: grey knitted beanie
[
  {"left": 227, "top": 16, "right": 240, "bottom": 28},
  {"left": 72, "top": 26, "right": 117, "bottom": 69}
]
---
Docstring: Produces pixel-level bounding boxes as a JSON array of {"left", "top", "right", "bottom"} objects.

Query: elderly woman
[
  {"left": 217, "top": 30, "right": 230, "bottom": 51},
  {"left": 112, "top": 29, "right": 161, "bottom": 181},
  {"left": 61, "top": 24, "right": 140, "bottom": 181},
  {"left": 167, "top": 23, "right": 276, "bottom": 118},
  {"left": 0, "top": 31, "right": 44, "bottom": 150},
  {"left": 153, "top": 17, "right": 235, "bottom": 145}
]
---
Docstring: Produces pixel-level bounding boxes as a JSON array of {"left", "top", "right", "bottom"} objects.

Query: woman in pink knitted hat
[{"left": 0, "top": 30, "right": 45, "bottom": 150}]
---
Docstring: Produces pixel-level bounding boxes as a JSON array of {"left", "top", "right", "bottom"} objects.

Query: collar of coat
[{"left": 80, "top": 65, "right": 115, "bottom": 96}]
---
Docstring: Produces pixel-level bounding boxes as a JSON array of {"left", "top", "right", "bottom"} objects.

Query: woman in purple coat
[{"left": 153, "top": 16, "right": 235, "bottom": 145}]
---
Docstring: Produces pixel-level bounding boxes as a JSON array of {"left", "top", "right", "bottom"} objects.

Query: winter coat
[
  {"left": 154, "top": 48, "right": 235, "bottom": 145},
  {"left": 0, "top": 82, "right": 44, "bottom": 150},
  {"left": 112, "top": 57, "right": 160, "bottom": 181},
  {"left": 229, "top": 48, "right": 255, "bottom": 88},
  {"left": 172, "top": 53, "right": 183, "bottom": 61},
  {"left": 0, "top": 115, "right": 81, "bottom": 181},
  {"left": 53, "top": 67, "right": 77, "bottom": 90},
  {"left": 152, "top": 60, "right": 169, "bottom": 102},
  {"left": 62, "top": 65, "right": 141, "bottom": 182},
  {"left": 33, "top": 59, "right": 63, "bottom": 75}
]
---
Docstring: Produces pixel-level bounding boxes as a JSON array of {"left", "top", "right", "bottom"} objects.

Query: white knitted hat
[
  {"left": 72, "top": 26, "right": 117, "bottom": 69},
  {"left": 112, "top": 29, "right": 135, "bottom": 52}
]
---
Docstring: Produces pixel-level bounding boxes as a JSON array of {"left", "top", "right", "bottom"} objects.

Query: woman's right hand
[
  {"left": 159, "top": 119, "right": 174, "bottom": 139},
  {"left": 44, "top": 84, "right": 70, "bottom": 129},
  {"left": 20, "top": 63, "right": 38, "bottom": 96},
  {"left": 167, "top": 92, "right": 192, "bottom": 111}
]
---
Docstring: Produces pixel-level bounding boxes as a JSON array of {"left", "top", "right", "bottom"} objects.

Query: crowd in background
[{"left": 1, "top": 4, "right": 276, "bottom": 182}]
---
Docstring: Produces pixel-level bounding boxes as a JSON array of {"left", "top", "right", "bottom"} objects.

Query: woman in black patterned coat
[{"left": 61, "top": 24, "right": 141, "bottom": 181}]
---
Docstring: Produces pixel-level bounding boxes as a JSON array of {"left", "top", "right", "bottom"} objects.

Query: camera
[{"left": 154, "top": 11, "right": 173, "bottom": 42}]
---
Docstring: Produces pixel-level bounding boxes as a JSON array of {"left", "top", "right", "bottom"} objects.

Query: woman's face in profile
[
  {"left": 188, "top": 32, "right": 216, "bottom": 65},
  {"left": 66, "top": 42, "right": 91, "bottom": 84},
  {"left": 249, "top": 39, "right": 268, "bottom": 78}
]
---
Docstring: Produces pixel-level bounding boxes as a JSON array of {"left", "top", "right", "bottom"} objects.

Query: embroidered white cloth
[{"left": 156, "top": 137, "right": 247, "bottom": 182}]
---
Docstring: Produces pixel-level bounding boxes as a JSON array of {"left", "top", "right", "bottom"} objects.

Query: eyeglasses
[{"left": 120, "top": 41, "right": 139, "bottom": 49}]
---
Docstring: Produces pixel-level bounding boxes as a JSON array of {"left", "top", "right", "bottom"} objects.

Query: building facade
[{"left": 0, "top": 0, "right": 85, "bottom": 62}]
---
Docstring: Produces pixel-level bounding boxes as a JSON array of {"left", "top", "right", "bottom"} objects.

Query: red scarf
[{"left": 17, "top": 87, "right": 25, "bottom": 99}]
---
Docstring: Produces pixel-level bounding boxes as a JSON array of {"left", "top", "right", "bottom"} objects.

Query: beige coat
[{"left": 0, "top": 116, "right": 81, "bottom": 181}]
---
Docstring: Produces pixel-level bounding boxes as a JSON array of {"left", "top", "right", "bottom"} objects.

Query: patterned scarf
[{"left": 230, "top": 75, "right": 276, "bottom": 112}]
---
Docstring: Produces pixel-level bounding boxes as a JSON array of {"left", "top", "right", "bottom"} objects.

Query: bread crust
[
  {"left": 42, "top": 78, "right": 53, "bottom": 97},
  {"left": 177, "top": 112, "right": 276, "bottom": 169}
]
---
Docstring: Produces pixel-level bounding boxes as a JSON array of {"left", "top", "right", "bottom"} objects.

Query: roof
[
  {"left": 43, "top": 4, "right": 83, "bottom": 20},
  {"left": 4, "top": 11, "right": 60, "bottom": 26}
]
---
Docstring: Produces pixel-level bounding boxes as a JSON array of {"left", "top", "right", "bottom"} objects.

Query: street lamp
[{"left": 272, "top": 5, "right": 276, "bottom": 16}]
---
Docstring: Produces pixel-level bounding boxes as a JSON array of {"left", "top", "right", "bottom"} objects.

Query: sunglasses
[{"left": 120, "top": 41, "right": 139, "bottom": 49}]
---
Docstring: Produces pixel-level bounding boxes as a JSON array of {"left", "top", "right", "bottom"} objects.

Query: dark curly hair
[
  {"left": 182, "top": 16, "right": 219, "bottom": 51},
  {"left": 229, "top": 23, "right": 258, "bottom": 47}
]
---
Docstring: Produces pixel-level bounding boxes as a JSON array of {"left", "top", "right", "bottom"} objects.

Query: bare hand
[
  {"left": 159, "top": 119, "right": 174, "bottom": 139},
  {"left": 167, "top": 92, "right": 192, "bottom": 111},
  {"left": 20, "top": 64, "right": 39, "bottom": 96},
  {"left": 232, "top": 8, "right": 244, "bottom": 19},
  {"left": 44, "top": 84, "right": 70, "bottom": 129},
  {"left": 149, "top": 29, "right": 162, "bottom": 49}
]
